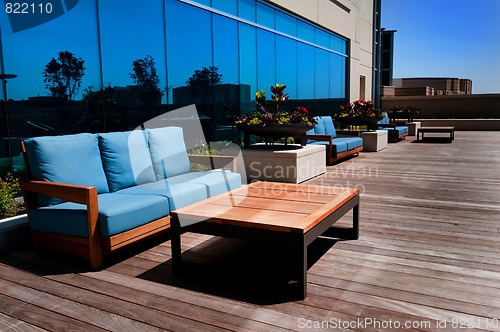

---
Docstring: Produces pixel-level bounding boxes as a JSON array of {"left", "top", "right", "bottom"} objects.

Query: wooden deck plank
[{"left": 0, "top": 131, "right": 499, "bottom": 331}]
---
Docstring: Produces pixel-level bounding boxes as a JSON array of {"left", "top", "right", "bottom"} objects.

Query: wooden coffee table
[
  {"left": 417, "top": 126, "right": 455, "bottom": 141},
  {"left": 170, "top": 181, "right": 360, "bottom": 299}
]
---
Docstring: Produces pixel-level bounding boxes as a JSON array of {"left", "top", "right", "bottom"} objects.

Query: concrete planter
[{"left": 0, "top": 214, "right": 31, "bottom": 254}]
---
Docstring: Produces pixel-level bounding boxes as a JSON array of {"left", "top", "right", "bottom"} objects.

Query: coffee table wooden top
[
  {"left": 171, "top": 181, "right": 359, "bottom": 234},
  {"left": 418, "top": 126, "right": 454, "bottom": 131}
]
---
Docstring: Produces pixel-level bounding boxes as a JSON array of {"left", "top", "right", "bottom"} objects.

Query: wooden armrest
[
  {"left": 20, "top": 180, "right": 97, "bottom": 205},
  {"left": 305, "top": 134, "right": 332, "bottom": 143},
  {"left": 20, "top": 180, "right": 101, "bottom": 267},
  {"left": 336, "top": 130, "right": 361, "bottom": 137},
  {"left": 188, "top": 155, "right": 237, "bottom": 173}
]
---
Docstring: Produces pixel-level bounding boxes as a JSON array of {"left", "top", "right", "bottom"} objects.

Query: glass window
[
  {"left": 166, "top": 1, "right": 213, "bottom": 111},
  {"left": 213, "top": 15, "right": 239, "bottom": 137},
  {"left": 276, "top": 36, "right": 297, "bottom": 100},
  {"left": 315, "top": 49, "right": 330, "bottom": 99},
  {"left": 0, "top": 0, "right": 101, "bottom": 136},
  {"left": 256, "top": 2, "right": 275, "bottom": 28},
  {"left": 315, "top": 28, "right": 330, "bottom": 49},
  {"left": 99, "top": 0, "right": 166, "bottom": 131},
  {"left": 212, "top": 0, "right": 237, "bottom": 15},
  {"left": 330, "top": 53, "right": 346, "bottom": 99},
  {"left": 330, "top": 35, "right": 347, "bottom": 55},
  {"left": 276, "top": 11, "right": 297, "bottom": 37},
  {"left": 297, "top": 43, "right": 314, "bottom": 101},
  {"left": 256, "top": 29, "right": 276, "bottom": 93},
  {"left": 238, "top": 0, "right": 256, "bottom": 22},
  {"left": 297, "top": 21, "right": 314, "bottom": 42},
  {"left": 238, "top": 24, "right": 257, "bottom": 115}
]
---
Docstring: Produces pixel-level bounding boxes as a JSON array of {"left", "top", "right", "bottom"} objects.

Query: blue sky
[{"left": 381, "top": 0, "right": 500, "bottom": 94}]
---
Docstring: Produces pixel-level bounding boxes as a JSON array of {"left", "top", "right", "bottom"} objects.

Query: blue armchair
[
  {"left": 377, "top": 113, "right": 409, "bottom": 143},
  {"left": 305, "top": 116, "right": 363, "bottom": 165}
]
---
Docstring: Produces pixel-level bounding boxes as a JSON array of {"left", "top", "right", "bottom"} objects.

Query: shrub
[{"left": 0, "top": 173, "right": 21, "bottom": 219}]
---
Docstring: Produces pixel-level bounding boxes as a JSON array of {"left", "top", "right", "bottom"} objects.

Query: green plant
[
  {"left": 335, "top": 99, "right": 384, "bottom": 118},
  {"left": 235, "top": 84, "right": 316, "bottom": 126},
  {"left": 0, "top": 173, "right": 21, "bottom": 219},
  {"left": 386, "top": 105, "right": 421, "bottom": 115}
]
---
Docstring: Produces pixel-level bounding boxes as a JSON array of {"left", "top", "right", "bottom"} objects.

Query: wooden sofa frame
[
  {"left": 304, "top": 130, "right": 363, "bottom": 165},
  {"left": 20, "top": 141, "right": 237, "bottom": 270}
]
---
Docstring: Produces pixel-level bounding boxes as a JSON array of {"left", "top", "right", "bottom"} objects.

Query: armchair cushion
[
  {"left": 28, "top": 193, "right": 170, "bottom": 237},
  {"left": 148, "top": 127, "right": 191, "bottom": 180},
  {"left": 23, "top": 133, "right": 109, "bottom": 205},
  {"left": 98, "top": 130, "right": 156, "bottom": 192}
]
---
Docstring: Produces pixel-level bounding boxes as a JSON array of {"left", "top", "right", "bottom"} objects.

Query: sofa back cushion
[
  {"left": 321, "top": 116, "right": 337, "bottom": 138},
  {"left": 98, "top": 130, "right": 156, "bottom": 192},
  {"left": 148, "top": 127, "right": 190, "bottom": 180},
  {"left": 24, "top": 133, "right": 109, "bottom": 204},
  {"left": 378, "top": 112, "right": 390, "bottom": 125},
  {"left": 308, "top": 116, "right": 336, "bottom": 139},
  {"left": 313, "top": 117, "right": 326, "bottom": 135}
]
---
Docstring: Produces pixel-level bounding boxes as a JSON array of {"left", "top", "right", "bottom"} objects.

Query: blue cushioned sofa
[
  {"left": 377, "top": 113, "right": 409, "bottom": 143},
  {"left": 305, "top": 116, "right": 363, "bottom": 165},
  {"left": 20, "top": 127, "right": 241, "bottom": 269}
]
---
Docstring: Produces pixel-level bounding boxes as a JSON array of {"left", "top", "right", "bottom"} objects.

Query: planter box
[
  {"left": 236, "top": 144, "right": 326, "bottom": 183},
  {"left": 0, "top": 214, "right": 31, "bottom": 254},
  {"left": 361, "top": 130, "right": 388, "bottom": 152}
]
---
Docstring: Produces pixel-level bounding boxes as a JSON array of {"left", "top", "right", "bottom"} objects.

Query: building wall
[
  {"left": 267, "top": 0, "right": 375, "bottom": 102},
  {"left": 381, "top": 94, "right": 500, "bottom": 119}
]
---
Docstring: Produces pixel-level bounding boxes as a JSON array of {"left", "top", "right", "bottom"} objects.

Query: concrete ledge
[{"left": 417, "top": 119, "right": 500, "bottom": 131}]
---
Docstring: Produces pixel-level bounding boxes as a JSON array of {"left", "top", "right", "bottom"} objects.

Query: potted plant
[
  {"left": 386, "top": 105, "right": 421, "bottom": 122},
  {"left": 334, "top": 99, "right": 385, "bottom": 130},
  {"left": 235, "top": 84, "right": 316, "bottom": 147}
]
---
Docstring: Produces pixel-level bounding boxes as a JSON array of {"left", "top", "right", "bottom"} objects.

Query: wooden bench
[
  {"left": 170, "top": 181, "right": 360, "bottom": 299},
  {"left": 417, "top": 126, "right": 455, "bottom": 141}
]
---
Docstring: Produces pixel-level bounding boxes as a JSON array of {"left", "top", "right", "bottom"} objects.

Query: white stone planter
[{"left": 0, "top": 214, "right": 31, "bottom": 254}]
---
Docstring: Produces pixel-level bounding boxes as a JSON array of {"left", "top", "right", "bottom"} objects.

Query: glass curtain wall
[{"left": 0, "top": 0, "right": 348, "bottom": 164}]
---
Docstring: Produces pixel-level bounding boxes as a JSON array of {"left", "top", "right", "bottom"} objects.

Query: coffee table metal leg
[
  {"left": 353, "top": 203, "right": 359, "bottom": 240},
  {"left": 171, "top": 226, "right": 182, "bottom": 273},
  {"left": 296, "top": 238, "right": 307, "bottom": 300}
]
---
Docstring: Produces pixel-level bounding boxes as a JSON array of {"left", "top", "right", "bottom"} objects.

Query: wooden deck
[{"left": 1, "top": 131, "right": 499, "bottom": 331}]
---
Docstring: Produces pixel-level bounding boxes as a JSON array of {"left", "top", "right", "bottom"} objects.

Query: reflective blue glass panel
[
  {"left": 314, "top": 48, "right": 330, "bottom": 99},
  {"left": 239, "top": 24, "right": 257, "bottom": 114},
  {"left": 212, "top": 0, "right": 237, "bottom": 15},
  {"left": 297, "top": 43, "right": 315, "bottom": 100},
  {"left": 276, "top": 11, "right": 297, "bottom": 37},
  {"left": 256, "top": 29, "right": 276, "bottom": 93},
  {"left": 276, "top": 36, "right": 297, "bottom": 100},
  {"left": 256, "top": 2, "right": 275, "bottom": 28},
  {"left": 238, "top": 0, "right": 256, "bottom": 22}
]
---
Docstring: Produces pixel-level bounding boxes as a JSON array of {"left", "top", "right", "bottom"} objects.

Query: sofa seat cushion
[
  {"left": 99, "top": 130, "right": 156, "bottom": 192},
  {"left": 148, "top": 127, "right": 191, "bottom": 180},
  {"left": 311, "top": 140, "right": 346, "bottom": 154},
  {"left": 166, "top": 170, "right": 242, "bottom": 197},
  {"left": 333, "top": 137, "right": 363, "bottom": 150},
  {"left": 23, "top": 133, "right": 109, "bottom": 205},
  {"left": 116, "top": 180, "right": 208, "bottom": 211},
  {"left": 28, "top": 193, "right": 170, "bottom": 237}
]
